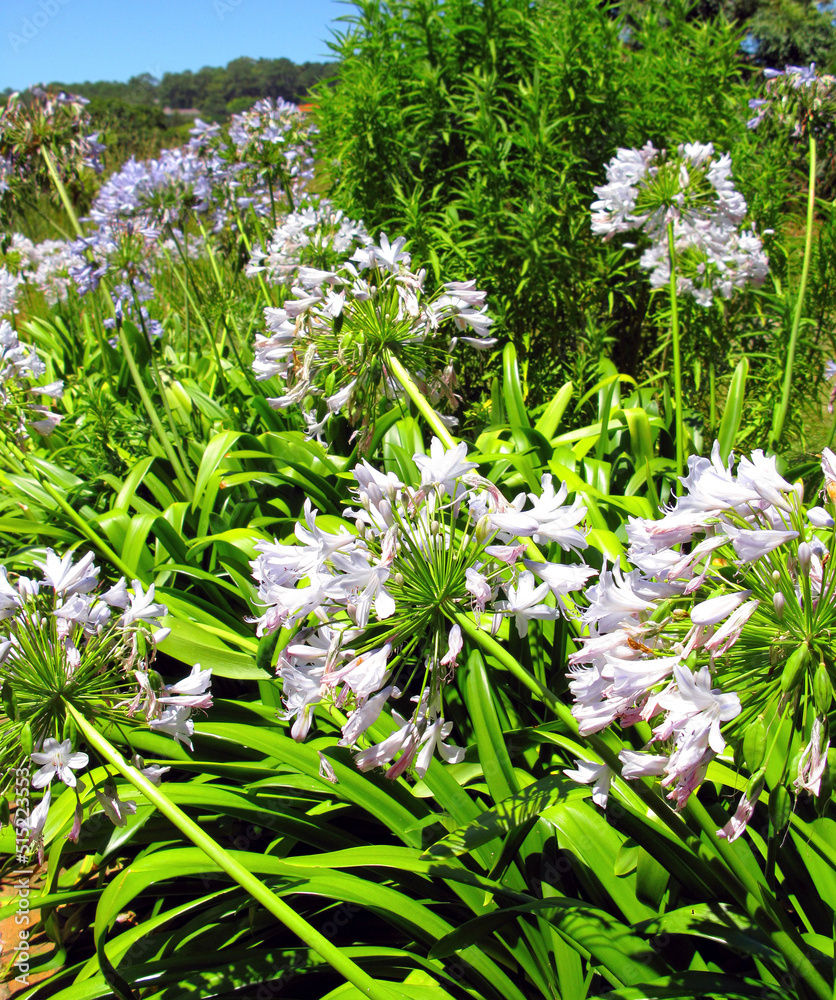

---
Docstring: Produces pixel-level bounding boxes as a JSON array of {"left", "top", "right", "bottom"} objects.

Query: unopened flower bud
[
  {"left": 772, "top": 570, "right": 781, "bottom": 585},
  {"left": 394, "top": 572, "right": 404, "bottom": 587},
  {"left": 431, "top": 520, "right": 441, "bottom": 536},
  {"left": 378, "top": 499, "right": 394, "bottom": 527},
  {"left": 798, "top": 541, "right": 812, "bottom": 576},
  {"left": 475, "top": 513, "right": 492, "bottom": 544},
  {"left": 793, "top": 481, "right": 804, "bottom": 507},
  {"left": 355, "top": 518, "right": 365, "bottom": 536},
  {"left": 773, "top": 592, "right": 786, "bottom": 619}
]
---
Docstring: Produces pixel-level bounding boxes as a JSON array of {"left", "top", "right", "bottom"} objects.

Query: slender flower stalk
[
  {"left": 66, "top": 705, "right": 409, "bottom": 1000},
  {"left": 667, "top": 221, "right": 685, "bottom": 486},
  {"left": 385, "top": 349, "right": 457, "bottom": 449},
  {"left": 770, "top": 133, "right": 817, "bottom": 449}
]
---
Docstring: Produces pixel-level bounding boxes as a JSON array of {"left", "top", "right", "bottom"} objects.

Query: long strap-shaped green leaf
[{"left": 66, "top": 705, "right": 409, "bottom": 1000}]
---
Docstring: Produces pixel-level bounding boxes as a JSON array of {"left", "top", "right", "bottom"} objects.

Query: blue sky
[{"left": 2, "top": 0, "right": 342, "bottom": 91}]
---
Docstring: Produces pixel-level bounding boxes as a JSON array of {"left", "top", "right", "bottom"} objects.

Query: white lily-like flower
[
  {"left": 413, "top": 438, "right": 478, "bottom": 498},
  {"left": 149, "top": 705, "right": 195, "bottom": 749},
  {"left": 31, "top": 737, "right": 89, "bottom": 788},
  {"left": 563, "top": 759, "right": 613, "bottom": 808},
  {"left": 495, "top": 571, "right": 557, "bottom": 637},
  {"left": 95, "top": 781, "right": 137, "bottom": 827}
]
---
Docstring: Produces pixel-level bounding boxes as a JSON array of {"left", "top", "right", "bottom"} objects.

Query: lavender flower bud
[
  {"left": 773, "top": 592, "right": 786, "bottom": 620},
  {"left": 798, "top": 542, "right": 812, "bottom": 576}
]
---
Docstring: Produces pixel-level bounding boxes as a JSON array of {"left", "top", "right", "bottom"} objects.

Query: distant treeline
[
  {"left": 2, "top": 56, "right": 336, "bottom": 120},
  {"left": 0, "top": 56, "right": 337, "bottom": 171}
]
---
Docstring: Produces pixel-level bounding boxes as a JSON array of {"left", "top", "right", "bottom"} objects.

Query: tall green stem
[
  {"left": 771, "top": 133, "right": 817, "bottom": 450},
  {"left": 67, "top": 705, "right": 408, "bottom": 1000},
  {"left": 667, "top": 222, "right": 685, "bottom": 492},
  {"left": 384, "top": 350, "right": 457, "bottom": 448},
  {"left": 40, "top": 147, "right": 83, "bottom": 237}
]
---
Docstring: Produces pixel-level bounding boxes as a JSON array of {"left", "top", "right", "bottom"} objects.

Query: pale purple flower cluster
[
  {"left": 566, "top": 442, "right": 834, "bottom": 838},
  {"left": 2, "top": 549, "right": 210, "bottom": 857},
  {"left": 246, "top": 200, "right": 370, "bottom": 287},
  {"left": 226, "top": 97, "right": 315, "bottom": 196},
  {"left": 591, "top": 142, "right": 768, "bottom": 306},
  {"left": 254, "top": 234, "right": 496, "bottom": 441},
  {"left": 0, "top": 318, "right": 63, "bottom": 439},
  {"left": 748, "top": 63, "right": 835, "bottom": 135},
  {"left": 83, "top": 99, "right": 315, "bottom": 239},
  {"left": 89, "top": 147, "right": 217, "bottom": 228},
  {"left": 1, "top": 233, "right": 87, "bottom": 306},
  {"left": 0, "top": 549, "right": 170, "bottom": 672},
  {"left": 0, "top": 266, "right": 22, "bottom": 316},
  {"left": 0, "top": 87, "right": 104, "bottom": 213},
  {"left": 249, "top": 438, "right": 590, "bottom": 778},
  {"left": 69, "top": 217, "right": 165, "bottom": 337}
]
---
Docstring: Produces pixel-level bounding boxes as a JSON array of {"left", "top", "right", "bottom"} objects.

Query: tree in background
[
  {"left": 613, "top": 0, "right": 836, "bottom": 69},
  {"left": 33, "top": 56, "right": 336, "bottom": 123}
]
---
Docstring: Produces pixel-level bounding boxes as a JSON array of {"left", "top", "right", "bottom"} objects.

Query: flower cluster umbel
[
  {"left": 250, "top": 438, "right": 591, "bottom": 779},
  {"left": 0, "top": 550, "right": 212, "bottom": 857},
  {"left": 748, "top": 63, "right": 836, "bottom": 140},
  {"left": 591, "top": 142, "right": 768, "bottom": 306},
  {"left": 566, "top": 443, "right": 834, "bottom": 840},
  {"left": 253, "top": 234, "right": 496, "bottom": 447},
  {"left": 0, "top": 88, "right": 104, "bottom": 222},
  {"left": 246, "top": 199, "right": 370, "bottom": 288},
  {"left": 0, "top": 318, "right": 63, "bottom": 441}
]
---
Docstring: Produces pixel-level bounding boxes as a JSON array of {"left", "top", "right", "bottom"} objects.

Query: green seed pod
[
  {"left": 769, "top": 784, "right": 792, "bottom": 831},
  {"left": 0, "top": 797, "right": 9, "bottom": 826},
  {"left": 20, "top": 722, "right": 33, "bottom": 756},
  {"left": 743, "top": 717, "right": 768, "bottom": 773},
  {"left": 746, "top": 767, "right": 767, "bottom": 802},
  {"left": 780, "top": 644, "right": 810, "bottom": 693},
  {"left": 813, "top": 661, "right": 833, "bottom": 715}
]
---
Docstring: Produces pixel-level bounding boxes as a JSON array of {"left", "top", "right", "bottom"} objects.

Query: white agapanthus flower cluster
[
  {"left": 246, "top": 199, "right": 370, "bottom": 287},
  {"left": 591, "top": 142, "right": 768, "bottom": 306},
  {"left": 250, "top": 437, "right": 591, "bottom": 778},
  {"left": 0, "top": 266, "right": 22, "bottom": 316},
  {"left": 2, "top": 233, "right": 87, "bottom": 306},
  {"left": 0, "top": 317, "right": 63, "bottom": 440},
  {"left": 1, "top": 549, "right": 211, "bottom": 858},
  {"left": 566, "top": 442, "right": 834, "bottom": 841},
  {"left": 253, "top": 234, "right": 496, "bottom": 446}
]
